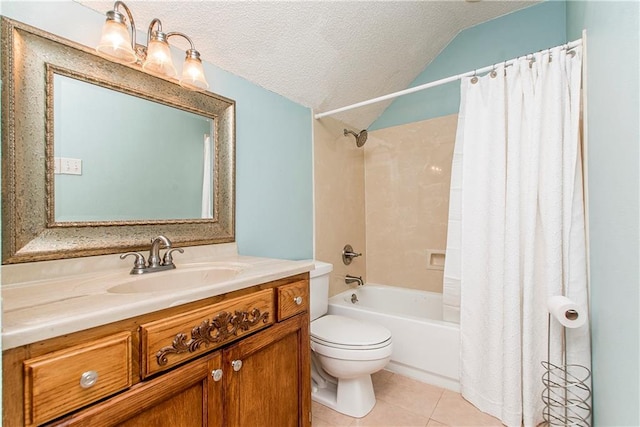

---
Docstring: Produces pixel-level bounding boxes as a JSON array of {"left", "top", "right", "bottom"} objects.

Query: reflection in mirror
[{"left": 53, "top": 74, "right": 215, "bottom": 222}]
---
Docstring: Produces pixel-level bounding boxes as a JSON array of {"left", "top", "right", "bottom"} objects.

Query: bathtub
[{"left": 328, "top": 284, "right": 460, "bottom": 391}]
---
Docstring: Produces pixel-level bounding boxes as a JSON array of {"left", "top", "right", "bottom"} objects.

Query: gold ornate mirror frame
[{"left": 1, "top": 18, "right": 236, "bottom": 264}]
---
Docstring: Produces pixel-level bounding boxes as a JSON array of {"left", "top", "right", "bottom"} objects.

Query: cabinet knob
[
  {"left": 211, "top": 369, "right": 223, "bottom": 382},
  {"left": 79, "top": 370, "right": 99, "bottom": 389},
  {"left": 293, "top": 296, "right": 303, "bottom": 305},
  {"left": 231, "top": 360, "right": 243, "bottom": 372}
]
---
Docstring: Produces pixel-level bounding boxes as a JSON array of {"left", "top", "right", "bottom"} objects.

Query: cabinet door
[
  {"left": 52, "top": 352, "right": 223, "bottom": 427},
  {"left": 224, "top": 313, "right": 311, "bottom": 427}
]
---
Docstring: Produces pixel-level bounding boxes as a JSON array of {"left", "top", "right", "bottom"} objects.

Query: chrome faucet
[
  {"left": 148, "top": 235, "right": 171, "bottom": 269},
  {"left": 120, "top": 235, "right": 184, "bottom": 275},
  {"left": 345, "top": 275, "right": 364, "bottom": 287}
]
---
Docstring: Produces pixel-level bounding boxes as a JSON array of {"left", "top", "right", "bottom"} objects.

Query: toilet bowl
[{"left": 309, "top": 261, "right": 392, "bottom": 418}]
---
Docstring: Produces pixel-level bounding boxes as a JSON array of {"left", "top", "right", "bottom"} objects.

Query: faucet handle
[
  {"left": 163, "top": 248, "right": 184, "bottom": 266},
  {"left": 342, "top": 244, "right": 362, "bottom": 265},
  {"left": 120, "top": 252, "right": 147, "bottom": 274}
]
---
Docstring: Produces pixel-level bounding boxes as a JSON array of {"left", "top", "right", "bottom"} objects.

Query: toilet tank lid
[{"left": 309, "top": 260, "right": 333, "bottom": 278}]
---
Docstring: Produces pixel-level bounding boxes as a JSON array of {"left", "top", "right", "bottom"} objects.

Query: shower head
[{"left": 343, "top": 129, "right": 368, "bottom": 147}]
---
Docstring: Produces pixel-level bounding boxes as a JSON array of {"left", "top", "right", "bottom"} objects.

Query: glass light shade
[
  {"left": 180, "top": 56, "right": 209, "bottom": 91},
  {"left": 142, "top": 39, "right": 177, "bottom": 78},
  {"left": 96, "top": 20, "right": 137, "bottom": 63}
]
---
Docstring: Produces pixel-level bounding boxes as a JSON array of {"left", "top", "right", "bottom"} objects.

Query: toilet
[{"left": 309, "top": 261, "right": 392, "bottom": 418}]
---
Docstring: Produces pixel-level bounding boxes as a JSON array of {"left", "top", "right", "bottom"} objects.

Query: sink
[{"left": 107, "top": 265, "right": 244, "bottom": 294}]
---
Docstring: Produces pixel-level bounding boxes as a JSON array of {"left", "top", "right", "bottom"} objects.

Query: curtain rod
[{"left": 314, "top": 38, "right": 582, "bottom": 120}]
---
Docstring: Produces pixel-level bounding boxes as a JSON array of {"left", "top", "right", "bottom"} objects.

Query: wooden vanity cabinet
[
  {"left": 3, "top": 274, "right": 310, "bottom": 427},
  {"left": 52, "top": 351, "right": 224, "bottom": 427},
  {"left": 224, "top": 312, "right": 310, "bottom": 427},
  {"left": 53, "top": 313, "right": 310, "bottom": 427}
]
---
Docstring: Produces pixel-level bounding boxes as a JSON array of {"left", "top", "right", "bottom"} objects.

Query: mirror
[
  {"left": 53, "top": 73, "right": 215, "bottom": 222},
  {"left": 1, "top": 18, "right": 235, "bottom": 264}
]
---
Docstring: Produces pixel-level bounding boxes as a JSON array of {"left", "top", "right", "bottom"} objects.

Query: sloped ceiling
[{"left": 79, "top": 1, "right": 537, "bottom": 128}]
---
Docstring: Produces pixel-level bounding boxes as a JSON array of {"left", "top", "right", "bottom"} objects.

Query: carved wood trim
[{"left": 156, "top": 309, "right": 269, "bottom": 366}]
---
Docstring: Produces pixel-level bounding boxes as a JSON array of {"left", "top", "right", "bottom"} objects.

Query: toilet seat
[
  {"left": 311, "top": 315, "right": 392, "bottom": 361},
  {"left": 311, "top": 336, "right": 391, "bottom": 351},
  {"left": 311, "top": 314, "right": 392, "bottom": 346}
]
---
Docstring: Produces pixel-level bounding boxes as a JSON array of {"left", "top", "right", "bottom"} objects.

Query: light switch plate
[{"left": 60, "top": 157, "right": 82, "bottom": 175}]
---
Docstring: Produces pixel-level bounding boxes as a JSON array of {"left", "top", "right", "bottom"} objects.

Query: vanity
[
  {"left": 1, "top": 15, "right": 313, "bottom": 427},
  {"left": 2, "top": 245, "right": 314, "bottom": 426}
]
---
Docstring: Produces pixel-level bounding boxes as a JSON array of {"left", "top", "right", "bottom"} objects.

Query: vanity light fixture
[{"left": 96, "top": 1, "right": 209, "bottom": 91}]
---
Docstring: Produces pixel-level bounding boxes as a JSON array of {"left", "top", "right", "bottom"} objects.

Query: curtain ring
[
  {"left": 471, "top": 69, "right": 478, "bottom": 84},
  {"left": 490, "top": 65, "right": 497, "bottom": 79}
]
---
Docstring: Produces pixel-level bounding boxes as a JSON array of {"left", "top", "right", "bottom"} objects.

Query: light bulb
[
  {"left": 180, "top": 51, "right": 209, "bottom": 91},
  {"left": 96, "top": 19, "right": 136, "bottom": 63},
  {"left": 143, "top": 38, "right": 177, "bottom": 78}
]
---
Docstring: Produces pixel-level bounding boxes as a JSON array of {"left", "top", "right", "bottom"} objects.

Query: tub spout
[{"left": 345, "top": 275, "right": 364, "bottom": 287}]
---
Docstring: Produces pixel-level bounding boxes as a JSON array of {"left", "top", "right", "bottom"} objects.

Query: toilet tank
[{"left": 309, "top": 261, "right": 333, "bottom": 321}]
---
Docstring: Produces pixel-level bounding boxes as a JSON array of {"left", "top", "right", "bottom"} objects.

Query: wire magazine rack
[{"left": 542, "top": 313, "right": 592, "bottom": 426}]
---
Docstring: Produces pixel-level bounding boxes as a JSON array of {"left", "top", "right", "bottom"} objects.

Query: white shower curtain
[
  {"left": 445, "top": 45, "right": 590, "bottom": 426},
  {"left": 201, "top": 134, "right": 213, "bottom": 219}
]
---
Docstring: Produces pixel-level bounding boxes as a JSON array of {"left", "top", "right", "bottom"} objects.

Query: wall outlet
[{"left": 60, "top": 157, "right": 82, "bottom": 175}]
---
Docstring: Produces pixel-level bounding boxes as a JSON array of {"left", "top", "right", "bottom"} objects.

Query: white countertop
[{"left": 1, "top": 244, "right": 314, "bottom": 350}]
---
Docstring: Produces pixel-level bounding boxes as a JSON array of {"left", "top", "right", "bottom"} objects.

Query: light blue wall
[
  {"left": 1, "top": 1, "right": 313, "bottom": 260},
  {"left": 566, "top": 2, "right": 640, "bottom": 425},
  {"left": 371, "top": 1, "right": 567, "bottom": 130}
]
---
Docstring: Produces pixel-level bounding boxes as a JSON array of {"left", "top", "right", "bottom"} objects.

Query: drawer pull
[
  {"left": 79, "top": 370, "right": 99, "bottom": 389},
  {"left": 212, "top": 369, "right": 223, "bottom": 382},
  {"left": 232, "top": 360, "right": 243, "bottom": 372},
  {"left": 293, "top": 296, "right": 303, "bottom": 305}
]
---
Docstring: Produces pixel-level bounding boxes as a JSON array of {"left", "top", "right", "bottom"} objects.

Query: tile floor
[{"left": 311, "top": 370, "right": 504, "bottom": 427}]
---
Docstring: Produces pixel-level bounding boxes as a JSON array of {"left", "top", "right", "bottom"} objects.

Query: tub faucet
[
  {"left": 120, "top": 235, "right": 184, "bottom": 275},
  {"left": 345, "top": 275, "right": 364, "bottom": 287}
]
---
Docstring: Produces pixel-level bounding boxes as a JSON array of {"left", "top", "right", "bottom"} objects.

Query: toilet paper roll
[{"left": 547, "top": 296, "right": 586, "bottom": 328}]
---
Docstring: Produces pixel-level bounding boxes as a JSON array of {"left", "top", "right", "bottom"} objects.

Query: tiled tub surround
[
  {"left": 313, "top": 114, "right": 458, "bottom": 296},
  {"left": 2, "top": 243, "right": 313, "bottom": 349},
  {"left": 365, "top": 114, "right": 457, "bottom": 293},
  {"left": 314, "top": 116, "right": 366, "bottom": 297}
]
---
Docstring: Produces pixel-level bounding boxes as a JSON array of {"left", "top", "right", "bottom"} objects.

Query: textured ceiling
[{"left": 79, "top": 1, "right": 536, "bottom": 128}]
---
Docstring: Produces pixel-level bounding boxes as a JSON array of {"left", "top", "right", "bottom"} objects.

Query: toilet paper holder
[
  {"left": 541, "top": 312, "right": 592, "bottom": 426},
  {"left": 564, "top": 309, "right": 579, "bottom": 320}
]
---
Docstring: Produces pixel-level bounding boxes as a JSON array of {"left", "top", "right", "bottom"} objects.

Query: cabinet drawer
[
  {"left": 23, "top": 332, "right": 132, "bottom": 426},
  {"left": 277, "top": 280, "right": 309, "bottom": 321},
  {"left": 141, "top": 288, "right": 274, "bottom": 377}
]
